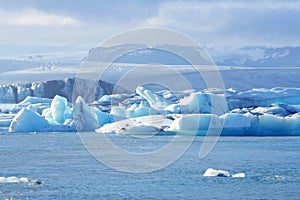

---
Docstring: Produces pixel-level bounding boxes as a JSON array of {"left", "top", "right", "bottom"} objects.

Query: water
[{"left": 0, "top": 132, "right": 299, "bottom": 199}]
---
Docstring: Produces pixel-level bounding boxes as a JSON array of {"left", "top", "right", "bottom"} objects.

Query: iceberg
[
  {"left": 96, "top": 115, "right": 172, "bottom": 134},
  {"left": 232, "top": 173, "right": 246, "bottom": 178},
  {"left": 203, "top": 168, "right": 230, "bottom": 177},
  {"left": 42, "top": 95, "right": 69, "bottom": 125},
  {"left": 179, "top": 92, "right": 227, "bottom": 115},
  {"left": 136, "top": 86, "right": 171, "bottom": 109},
  {"left": 9, "top": 107, "right": 75, "bottom": 133},
  {"left": 94, "top": 107, "right": 114, "bottom": 127},
  {"left": 168, "top": 114, "right": 223, "bottom": 132},
  {"left": 9, "top": 107, "right": 51, "bottom": 132},
  {"left": 3, "top": 84, "right": 300, "bottom": 135},
  {"left": 73, "top": 96, "right": 100, "bottom": 131},
  {"left": 203, "top": 168, "right": 245, "bottom": 178},
  {"left": 168, "top": 112, "right": 300, "bottom": 136},
  {"left": 0, "top": 176, "right": 43, "bottom": 185}
]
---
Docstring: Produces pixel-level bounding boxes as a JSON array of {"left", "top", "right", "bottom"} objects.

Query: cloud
[
  {"left": 0, "top": 8, "right": 80, "bottom": 26},
  {"left": 141, "top": 1, "right": 300, "bottom": 47},
  {"left": 1, "top": 1, "right": 300, "bottom": 55}
]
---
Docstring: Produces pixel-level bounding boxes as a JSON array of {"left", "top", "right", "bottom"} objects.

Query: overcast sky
[{"left": 0, "top": 0, "right": 300, "bottom": 55}]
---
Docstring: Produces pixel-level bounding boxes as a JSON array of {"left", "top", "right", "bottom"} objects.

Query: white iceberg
[
  {"left": 42, "top": 95, "right": 72, "bottom": 125},
  {"left": 96, "top": 115, "right": 172, "bottom": 134},
  {"left": 73, "top": 96, "right": 100, "bottom": 131},
  {"left": 168, "top": 114, "right": 223, "bottom": 132},
  {"left": 136, "top": 86, "right": 171, "bottom": 109},
  {"left": 0, "top": 176, "right": 43, "bottom": 185},
  {"left": 179, "top": 92, "right": 227, "bottom": 115},
  {"left": 232, "top": 173, "right": 246, "bottom": 178},
  {"left": 9, "top": 107, "right": 51, "bottom": 132},
  {"left": 203, "top": 168, "right": 230, "bottom": 177},
  {"left": 9, "top": 95, "right": 115, "bottom": 132},
  {"left": 203, "top": 168, "right": 245, "bottom": 178},
  {"left": 9, "top": 107, "right": 75, "bottom": 133},
  {"left": 3, "top": 85, "right": 300, "bottom": 135}
]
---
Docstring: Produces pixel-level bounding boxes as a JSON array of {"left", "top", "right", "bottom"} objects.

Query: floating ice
[
  {"left": 226, "top": 87, "right": 300, "bottom": 109},
  {"left": 177, "top": 92, "right": 227, "bottom": 115},
  {"left": 18, "top": 96, "right": 52, "bottom": 105},
  {"left": 9, "top": 107, "right": 75, "bottom": 132},
  {"left": 96, "top": 115, "right": 172, "bottom": 134},
  {"left": 110, "top": 106, "right": 128, "bottom": 120},
  {"left": 43, "top": 95, "right": 69, "bottom": 125},
  {"left": 203, "top": 168, "right": 230, "bottom": 177},
  {"left": 136, "top": 86, "right": 171, "bottom": 109},
  {"left": 50, "top": 95, "right": 68, "bottom": 124},
  {"left": 73, "top": 96, "right": 100, "bottom": 131},
  {"left": 9, "top": 107, "right": 51, "bottom": 132},
  {"left": 168, "top": 112, "right": 300, "bottom": 135},
  {"left": 4, "top": 85, "right": 300, "bottom": 135},
  {"left": 203, "top": 168, "right": 245, "bottom": 178},
  {"left": 232, "top": 173, "right": 246, "bottom": 178},
  {"left": 168, "top": 114, "right": 223, "bottom": 132},
  {"left": 94, "top": 107, "right": 114, "bottom": 127},
  {"left": 0, "top": 176, "right": 43, "bottom": 185},
  {"left": 95, "top": 93, "right": 132, "bottom": 106}
]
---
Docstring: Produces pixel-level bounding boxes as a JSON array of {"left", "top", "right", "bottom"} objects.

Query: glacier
[{"left": 2, "top": 80, "right": 300, "bottom": 135}]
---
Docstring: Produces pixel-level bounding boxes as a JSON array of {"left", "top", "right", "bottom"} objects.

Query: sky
[{"left": 0, "top": 0, "right": 300, "bottom": 56}]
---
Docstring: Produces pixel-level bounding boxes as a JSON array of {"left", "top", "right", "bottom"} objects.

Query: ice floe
[
  {"left": 0, "top": 176, "right": 43, "bottom": 185},
  {"left": 203, "top": 168, "right": 245, "bottom": 178}
]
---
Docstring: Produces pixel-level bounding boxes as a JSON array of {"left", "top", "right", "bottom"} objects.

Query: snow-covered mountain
[
  {"left": 212, "top": 46, "right": 300, "bottom": 67},
  {"left": 87, "top": 44, "right": 300, "bottom": 67}
]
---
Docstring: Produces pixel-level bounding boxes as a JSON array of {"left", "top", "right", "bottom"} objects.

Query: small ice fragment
[
  {"left": 203, "top": 168, "right": 230, "bottom": 177},
  {"left": 232, "top": 173, "right": 245, "bottom": 178},
  {"left": 0, "top": 176, "right": 42, "bottom": 185}
]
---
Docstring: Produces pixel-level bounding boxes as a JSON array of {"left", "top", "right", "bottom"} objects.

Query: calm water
[{"left": 0, "top": 132, "right": 299, "bottom": 200}]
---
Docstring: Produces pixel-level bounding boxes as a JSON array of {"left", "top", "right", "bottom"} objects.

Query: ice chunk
[
  {"left": 73, "top": 96, "right": 99, "bottom": 131},
  {"left": 203, "top": 168, "right": 245, "bottom": 178},
  {"left": 95, "top": 93, "right": 132, "bottom": 106},
  {"left": 251, "top": 106, "right": 291, "bottom": 116},
  {"left": 51, "top": 95, "right": 68, "bottom": 124},
  {"left": 9, "top": 107, "right": 75, "bottom": 133},
  {"left": 227, "top": 87, "right": 300, "bottom": 109},
  {"left": 136, "top": 86, "right": 171, "bottom": 109},
  {"left": 9, "top": 108, "right": 50, "bottom": 132},
  {"left": 110, "top": 106, "right": 128, "bottom": 120},
  {"left": 221, "top": 113, "right": 251, "bottom": 129},
  {"left": 94, "top": 107, "right": 114, "bottom": 127},
  {"left": 250, "top": 114, "right": 290, "bottom": 135},
  {"left": 42, "top": 95, "right": 72, "bottom": 125},
  {"left": 176, "top": 92, "right": 227, "bottom": 115},
  {"left": 232, "top": 173, "right": 246, "bottom": 178},
  {"left": 168, "top": 114, "right": 223, "bottom": 131},
  {"left": 96, "top": 115, "right": 172, "bottom": 134},
  {"left": 0, "top": 176, "right": 43, "bottom": 185},
  {"left": 203, "top": 168, "right": 230, "bottom": 177},
  {"left": 18, "top": 96, "right": 52, "bottom": 105},
  {"left": 128, "top": 101, "right": 162, "bottom": 118}
]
